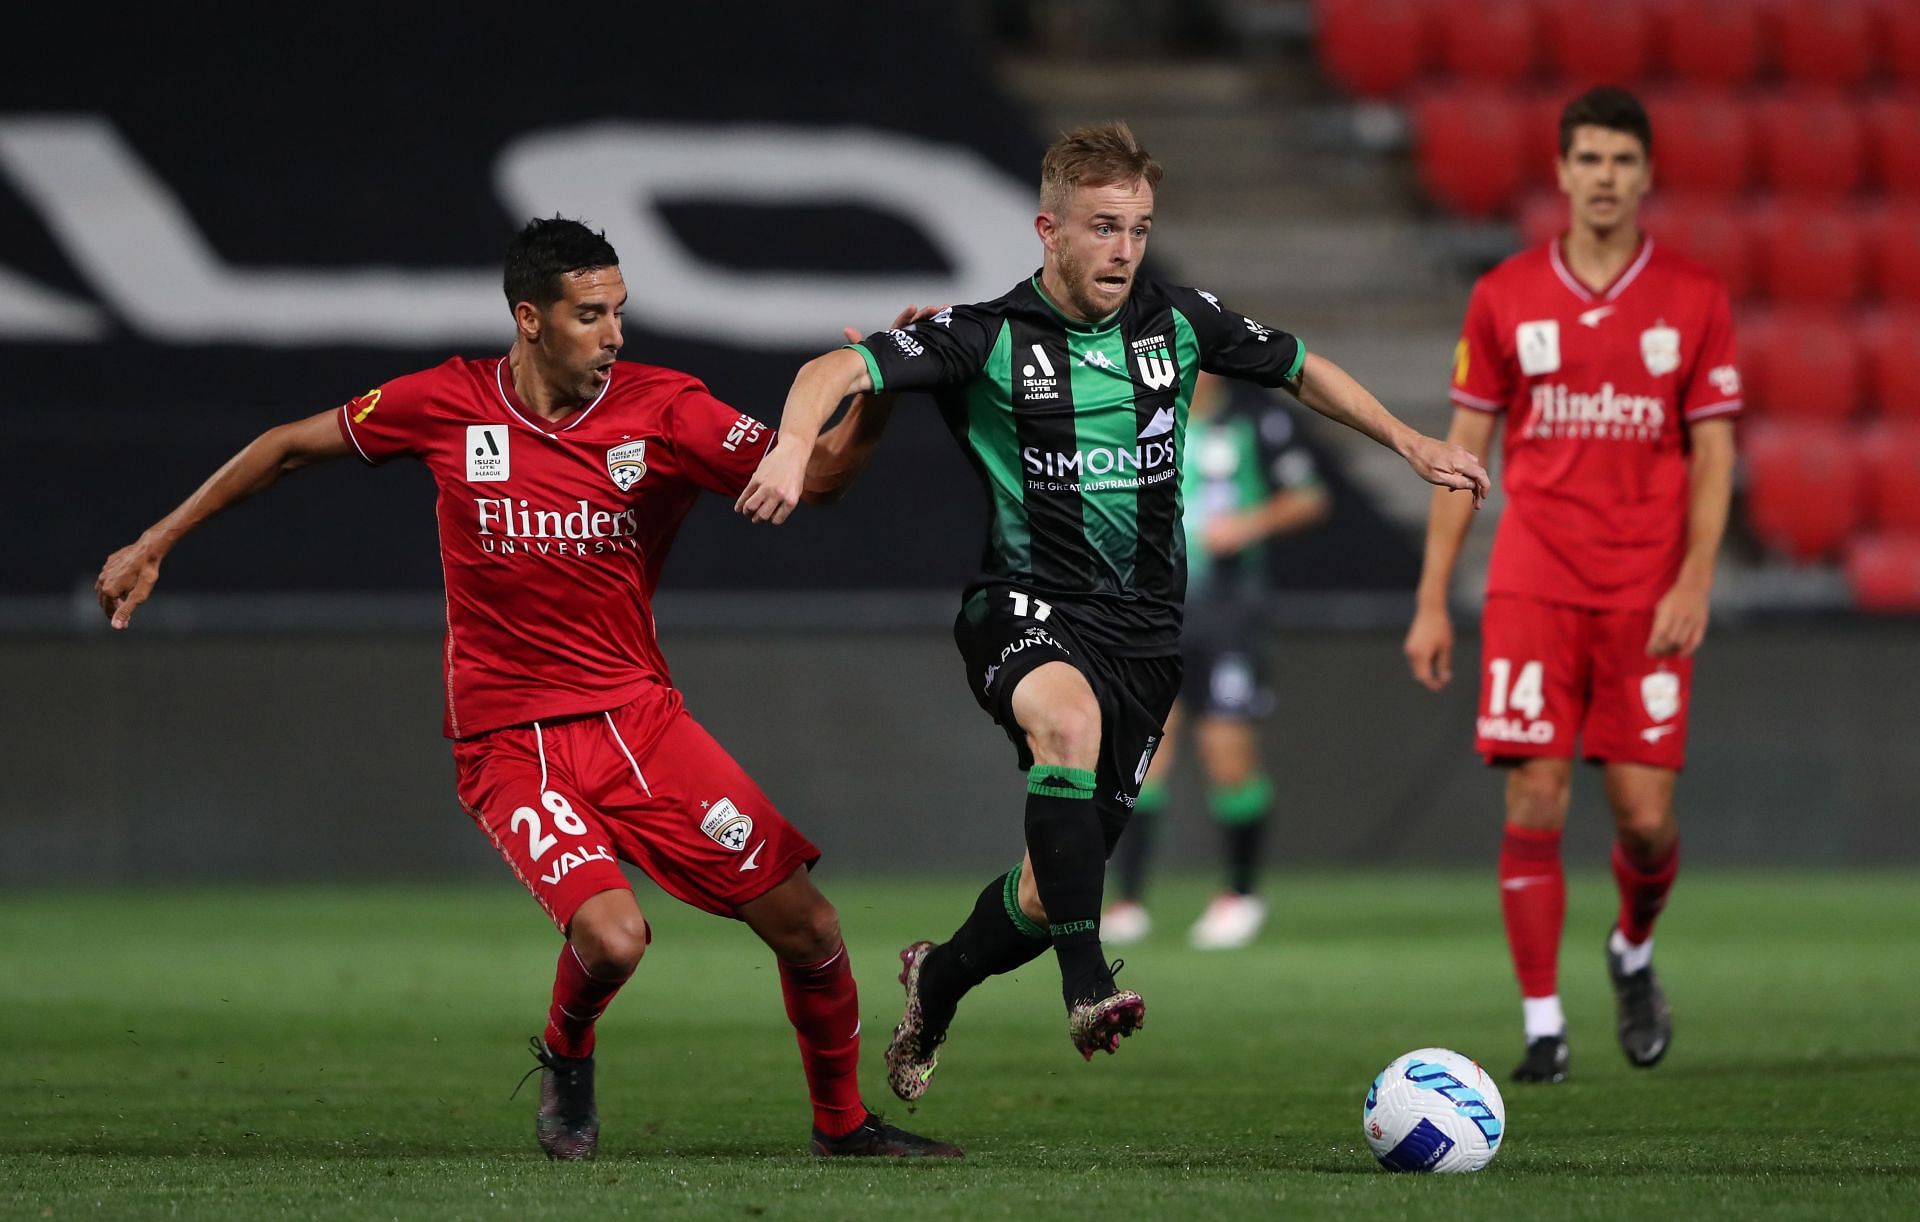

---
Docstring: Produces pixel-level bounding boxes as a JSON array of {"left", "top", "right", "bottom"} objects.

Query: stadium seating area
[{"left": 1314, "top": 0, "right": 1920, "bottom": 608}]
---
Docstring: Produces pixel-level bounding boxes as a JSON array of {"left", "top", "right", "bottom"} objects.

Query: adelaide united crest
[{"left": 606, "top": 440, "right": 647, "bottom": 492}]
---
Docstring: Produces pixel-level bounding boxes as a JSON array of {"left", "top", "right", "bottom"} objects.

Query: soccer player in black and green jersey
[{"left": 736, "top": 122, "right": 1489, "bottom": 1094}]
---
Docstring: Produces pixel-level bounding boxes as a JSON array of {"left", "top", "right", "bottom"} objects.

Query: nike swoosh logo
[
  {"left": 1501, "top": 875, "right": 1556, "bottom": 891},
  {"left": 739, "top": 841, "right": 764, "bottom": 871},
  {"left": 1579, "top": 306, "right": 1615, "bottom": 327},
  {"left": 1641, "top": 725, "right": 1679, "bottom": 743}
]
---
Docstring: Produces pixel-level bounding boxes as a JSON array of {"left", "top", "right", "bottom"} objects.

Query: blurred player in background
[
  {"left": 1404, "top": 87, "right": 1740, "bottom": 1083},
  {"left": 94, "top": 218, "right": 959, "bottom": 1161},
  {"left": 1103, "top": 371, "right": 1330, "bottom": 950},
  {"left": 737, "top": 121, "right": 1488, "bottom": 1099}
]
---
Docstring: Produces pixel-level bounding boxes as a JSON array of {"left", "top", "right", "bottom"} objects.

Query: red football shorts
[
  {"left": 1475, "top": 594, "right": 1693, "bottom": 770},
  {"left": 452, "top": 696, "right": 819, "bottom": 931}
]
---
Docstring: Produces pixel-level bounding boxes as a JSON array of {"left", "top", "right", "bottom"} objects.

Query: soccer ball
[{"left": 1362, "top": 1047, "right": 1506, "bottom": 1173}]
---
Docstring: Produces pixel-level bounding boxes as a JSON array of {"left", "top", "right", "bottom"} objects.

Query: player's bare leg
[
  {"left": 739, "top": 868, "right": 961, "bottom": 1157},
  {"left": 1190, "top": 715, "right": 1272, "bottom": 950},
  {"left": 1012, "top": 662, "right": 1144, "bottom": 1059},
  {"left": 525, "top": 888, "right": 647, "bottom": 1160},
  {"left": 1503, "top": 758, "right": 1573, "bottom": 1083},
  {"left": 1602, "top": 763, "right": 1678, "bottom": 1067}
]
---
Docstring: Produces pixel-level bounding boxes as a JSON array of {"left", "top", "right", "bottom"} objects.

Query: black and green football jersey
[{"left": 850, "top": 273, "right": 1305, "bottom": 656}]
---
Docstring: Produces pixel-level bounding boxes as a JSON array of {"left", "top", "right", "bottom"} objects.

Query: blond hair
[{"left": 1039, "top": 121, "right": 1163, "bottom": 214}]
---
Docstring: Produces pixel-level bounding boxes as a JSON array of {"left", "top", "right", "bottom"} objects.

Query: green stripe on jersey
[
  {"left": 967, "top": 322, "right": 1029, "bottom": 575},
  {"left": 846, "top": 342, "right": 885, "bottom": 392},
  {"left": 1067, "top": 325, "right": 1141, "bottom": 590}
]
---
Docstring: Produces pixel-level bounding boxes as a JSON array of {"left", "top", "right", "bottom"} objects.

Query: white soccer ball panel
[{"left": 1362, "top": 1047, "right": 1506, "bottom": 1173}]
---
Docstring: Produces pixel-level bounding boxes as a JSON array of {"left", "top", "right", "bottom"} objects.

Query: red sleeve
[
  {"left": 336, "top": 366, "right": 440, "bottom": 465},
  {"left": 664, "top": 380, "right": 775, "bottom": 497},
  {"left": 1680, "top": 284, "right": 1742, "bottom": 424},
  {"left": 1449, "top": 277, "right": 1511, "bottom": 415}
]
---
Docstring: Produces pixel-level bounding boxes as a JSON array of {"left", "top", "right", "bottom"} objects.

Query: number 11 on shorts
[
  {"left": 1008, "top": 590, "right": 1053, "bottom": 621},
  {"left": 1487, "top": 658, "right": 1544, "bottom": 721}
]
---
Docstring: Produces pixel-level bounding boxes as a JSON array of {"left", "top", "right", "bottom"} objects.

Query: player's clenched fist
[
  {"left": 735, "top": 441, "right": 808, "bottom": 525},
  {"left": 1403, "top": 436, "right": 1491, "bottom": 508},
  {"left": 96, "top": 538, "right": 163, "bottom": 629}
]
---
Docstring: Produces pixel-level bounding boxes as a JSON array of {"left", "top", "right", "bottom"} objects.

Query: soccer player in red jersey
[
  {"left": 1404, "top": 88, "right": 1741, "bottom": 1083},
  {"left": 93, "top": 218, "right": 960, "bottom": 1160}
]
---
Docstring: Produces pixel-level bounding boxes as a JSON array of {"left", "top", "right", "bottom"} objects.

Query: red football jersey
[
  {"left": 337, "top": 356, "right": 772, "bottom": 740},
  {"left": 1451, "top": 238, "right": 1742, "bottom": 610}
]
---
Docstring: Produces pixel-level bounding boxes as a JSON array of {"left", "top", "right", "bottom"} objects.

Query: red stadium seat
[
  {"left": 1413, "top": 90, "right": 1527, "bottom": 218},
  {"left": 1522, "top": 92, "right": 1566, "bottom": 192},
  {"left": 1865, "top": 95, "right": 1920, "bottom": 197},
  {"left": 1314, "top": 0, "right": 1429, "bottom": 99},
  {"left": 1773, "top": 0, "right": 1876, "bottom": 87},
  {"left": 1644, "top": 91, "right": 1754, "bottom": 194},
  {"left": 1741, "top": 309, "right": 1864, "bottom": 419},
  {"left": 1862, "top": 311, "right": 1920, "bottom": 418},
  {"left": 1642, "top": 194, "right": 1754, "bottom": 299},
  {"left": 1845, "top": 533, "right": 1920, "bottom": 610},
  {"left": 1858, "top": 422, "right": 1920, "bottom": 531},
  {"left": 1742, "top": 421, "right": 1862, "bottom": 559},
  {"left": 1882, "top": 1, "right": 1920, "bottom": 83},
  {"left": 1518, "top": 192, "right": 1567, "bottom": 248},
  {"left": 1751, "top": 202, "right": 1866, "bottom": 306},
  {"left": 1660, "top": 0, "right": 1765, "bottom": 86},
  {"left": 1756, "top": 92, "right": 1868, "bottom": 197},
  {"left": 1540, "top": 0, "right": 1652, "bottom": 85},
  {"left": 1437, "top": 0, "right": 1538, "bottom": 84},
  {"left": 1864, "top": 205, "right": 1920, "bottom": 303}
]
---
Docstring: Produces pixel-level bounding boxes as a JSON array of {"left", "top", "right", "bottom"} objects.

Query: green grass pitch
[{"left": 3, "top": 872, "right": 1916, "bottom": 1219}]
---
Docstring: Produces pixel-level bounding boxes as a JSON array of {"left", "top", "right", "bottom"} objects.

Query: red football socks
[
  {"left": 778, "top": 943, "right": 867, "bottom": 1139},
  {"left": 543, "top": 941, "right": 631, "bottom": 1059},
  {"left": 1499, "top": 824, "right": 1567, "bottom": 999},
  {"left": 1612, "top": 839, "right": 1679, "bottom": 946}
]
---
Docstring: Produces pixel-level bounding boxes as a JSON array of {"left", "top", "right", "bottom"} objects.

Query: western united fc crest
[{"left": 606, "top": 440, "right": 647, "bottom": 492}]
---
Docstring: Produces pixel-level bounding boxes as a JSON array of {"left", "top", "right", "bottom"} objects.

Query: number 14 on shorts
[{"left": 1487, "top": 658, "right": 1544, "bottom": 721}]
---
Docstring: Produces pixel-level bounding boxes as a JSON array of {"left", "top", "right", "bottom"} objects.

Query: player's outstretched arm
[
  {"left": 802, "top": 307, "right": 937, "bottom": 505},
  {"left": 737, "top": 347, "right": 875, "bottom": 524},
  {"left": 95, "top": 409, "right": 351, "bottom": 629},
  {"left": 1404, "top": 408, "right": 1500, "bottom": 691},
  {"left": 1293, "top": 353, "right": 1490, "bottom": 507},
  {"left": 1647, "top": 417, "right": 1734, "bottom": 658}
]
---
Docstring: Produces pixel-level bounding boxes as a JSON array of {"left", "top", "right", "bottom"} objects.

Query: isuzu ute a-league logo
[
  {"left": 466, "top": 425, "right": 510, "bottom": 482},
  {"left": 605, "top": 440, "right": 647, "bottom": 492}
]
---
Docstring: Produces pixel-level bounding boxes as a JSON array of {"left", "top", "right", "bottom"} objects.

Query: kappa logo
[
  {"left": 1641, "top": 323, "right": 1680, "bottom": 376},
  {"left": 605, "top": 439, "right": 647, "bottom": 492},
  {"left": 931, "top": 307, "right": 953, "bottom": 328},
  {"left": 1196, "top": 289, "right": 1223, "bottom": 312},
  {"left": 699, "top": 797, "right": 754, "bottom": 851},
  {"left": 466, "top": 425, "right": 510, "bottom": 483},
  {"left": 1080, "top": 349, "right": 1117, "bottom": 370}
]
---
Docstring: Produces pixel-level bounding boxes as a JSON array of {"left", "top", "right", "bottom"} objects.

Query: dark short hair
[
  {"left": 1559, "top": 86, "right": 1652, "bottom": 159},
  {"left": 503, "top": 217, "right": 620, "bottom": 308}
]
